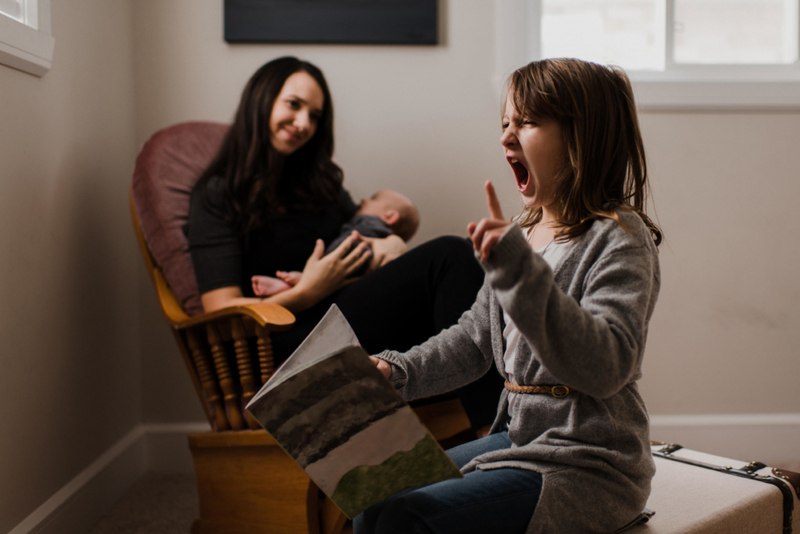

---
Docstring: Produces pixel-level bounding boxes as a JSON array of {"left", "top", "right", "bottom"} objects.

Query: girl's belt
[{"left": 504, "top": 381, "right": 572, "bottom": 398}]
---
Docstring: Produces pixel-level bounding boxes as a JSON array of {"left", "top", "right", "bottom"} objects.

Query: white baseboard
[
  {"left": 650, "top": 413, "right": 800, "bottom": 465},
  {"left": 8, "top": 426, "right": 148, "bottom": 534},
  {"left": 7, "top": 422, "right": 210, "bottom": 534},
  {"left": 8, "top": 415, "right": 798, "bottom": 534},
  {"left": 144, "top": 422, "right": 211, "bottom": 474}
]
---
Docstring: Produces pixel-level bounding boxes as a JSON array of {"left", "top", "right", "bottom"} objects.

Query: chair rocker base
[{"left": 189, "top": 429, "right": 345, "bottom": 534}]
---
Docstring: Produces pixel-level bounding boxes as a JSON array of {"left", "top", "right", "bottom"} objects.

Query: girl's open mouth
[{"left": 508, "top": 157, "right": 530, "bottom": 192}]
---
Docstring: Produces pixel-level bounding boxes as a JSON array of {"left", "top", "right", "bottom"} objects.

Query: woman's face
[{"left": 269, "top": 71, "right": 325, "bottom": 155}]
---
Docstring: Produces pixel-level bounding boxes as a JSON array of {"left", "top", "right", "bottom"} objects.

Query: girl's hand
[
  {"left": 468, "top": 181, "right": 513, "bottom": 263},
  {"left": 370, "top": 356, "right": 393, "bottom": 380},
  {"left": 358, "top": 233, "right": 407, "bottom": 271},
  {"left": 293, "top": 232, "right": 371, "bottom": 303}
]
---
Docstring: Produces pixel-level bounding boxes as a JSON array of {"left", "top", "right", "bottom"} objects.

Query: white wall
[
  {"left": 133, "top": 0, "right": 800, "bottom": 429},
  {"left": 639, "top": 111, "right": 800, "bottom": 416},
  {"left": 0, "top": 1, "right": 141, "bottom": 532}
]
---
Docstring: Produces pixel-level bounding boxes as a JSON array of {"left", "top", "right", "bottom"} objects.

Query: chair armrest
[
  {"left": 151, "top": 266, "right": 295, "bottom": 331},
  {"left": 174, "top": 302, "right": 295, "bottom": 331}
]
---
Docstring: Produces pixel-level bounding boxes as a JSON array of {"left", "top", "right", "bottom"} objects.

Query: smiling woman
[{"left": 185, "top": 56, "right": 505, "bottom": 432}]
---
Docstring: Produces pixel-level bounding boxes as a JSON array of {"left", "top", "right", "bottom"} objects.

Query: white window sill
[
  {"left": 0, "top": 0, "right": 54, "bottom": 77},
  {"left": 633, "top": 80, "right": 800, "bottom": 111}
]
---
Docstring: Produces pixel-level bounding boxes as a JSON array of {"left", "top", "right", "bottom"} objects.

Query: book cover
[{"left": 245, "top": 305, "right": 463, "bottom": 518}]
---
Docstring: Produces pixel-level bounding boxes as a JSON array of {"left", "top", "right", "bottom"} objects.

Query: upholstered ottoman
[{"left": 626, "top": 444, "right": 799, "bottom": 534}]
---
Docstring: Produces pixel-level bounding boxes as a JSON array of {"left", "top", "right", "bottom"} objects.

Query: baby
[{"left": 252, "top": 190, "right": 420, "bottom": 296}]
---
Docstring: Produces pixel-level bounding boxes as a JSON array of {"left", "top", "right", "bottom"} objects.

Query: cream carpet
[{"left": 87, "top": 473, "right": 198, "bottom": 534}]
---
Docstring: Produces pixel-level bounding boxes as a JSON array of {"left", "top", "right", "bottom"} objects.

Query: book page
[
  {"left": 246, "top": 344, "right": 463, "bottom": 518},
  {"left": 251, "top": 304, "right": 359, "bottom": 401}
]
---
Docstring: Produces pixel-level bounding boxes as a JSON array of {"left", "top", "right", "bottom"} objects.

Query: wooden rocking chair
[{"left": 130, "top": 121, "right": 473, "bottom": 534}]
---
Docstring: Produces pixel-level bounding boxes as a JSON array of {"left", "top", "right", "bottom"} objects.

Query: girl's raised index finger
[{"left": 485, "top": 181, "right": 505, "bottom": 221}]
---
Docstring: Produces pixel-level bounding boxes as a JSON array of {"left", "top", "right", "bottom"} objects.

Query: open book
[{"left": 245, "top": 305, "right": 463, "bottom": 519}]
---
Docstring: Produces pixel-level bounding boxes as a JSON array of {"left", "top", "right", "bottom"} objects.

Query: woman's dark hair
[
  {"left": 197, "top": 56, "right": 343, "bottom": 232},
  {"left": 508, "top": 58, "right": 662, "bottom": 246}
]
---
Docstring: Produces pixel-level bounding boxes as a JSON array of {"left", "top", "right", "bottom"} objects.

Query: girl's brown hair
[{"left": 508, "top": 58, "right": 662, "bottom": 246}]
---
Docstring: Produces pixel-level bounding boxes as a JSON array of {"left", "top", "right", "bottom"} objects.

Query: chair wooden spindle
[
  {"left": 185, "top": 328, "right": 230, "bottom": 431},
  {"left": 206, "top": 322, "right": 245, "bottom": 430},
  {"left": 231, "top": 317, "right": 262, "bottom": 430},
  {"left": 256, "top": 325, "right": 276, "bottom": 385}
]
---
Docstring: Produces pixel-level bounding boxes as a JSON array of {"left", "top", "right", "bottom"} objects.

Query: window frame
[
  {"left": 0, "top": 0, "right": 54, "bottom": 77},
  {"left": 495, "top": 0, "right": 800, "bottom": 110}
]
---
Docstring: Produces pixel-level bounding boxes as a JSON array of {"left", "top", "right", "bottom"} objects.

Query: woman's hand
[
  {"left": 468, "top": 181, "right": 513, "bottom": 263},
  {"left": 202, "top": 233, "right": 369, "bottom": 315},
  {"left": 292, "top": 232, "right": 371, "bottom": 306},
  {"left": 358, "top": 233, "right": 407, "bottom": 271},
  {"left": 370, "top": 356, "right": 393, "bottom": 380}
]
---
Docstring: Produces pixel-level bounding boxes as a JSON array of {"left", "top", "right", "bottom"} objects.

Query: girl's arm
[
  {"left": 486, "top": 222, "right": 658, "bottom": 399},
  {"left": 469, "top": 181, "right": 658, "bottom": 398},
  {"left": 375, "top": 278, "right": 496, "bottom": 401},
  {"left": 201, "top": 234, "right": 371, "bottom": 313}
]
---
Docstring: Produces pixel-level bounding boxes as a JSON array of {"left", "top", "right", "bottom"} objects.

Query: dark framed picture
[{"left": 224, "top": 0, "right": 438, "bottom": 45}]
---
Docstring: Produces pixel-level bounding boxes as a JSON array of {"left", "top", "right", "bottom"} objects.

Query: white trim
[
  {"left": 6, "top": 422, "right": 210, "bottom": 534},
  {"left": 144, "top": 422, "right": 212, "bottom": 473},
  {"left": 651, "top": 413, "right": 800, "bottom": 427},
  {"left": 0, "top": 0, "right": 53, "bottom": 77},
  {"left": 144, "top": 421, "right": 212, "bottom": 435},
  {"left": 8, "top": 426, "right": 148, "bottom": 534}
]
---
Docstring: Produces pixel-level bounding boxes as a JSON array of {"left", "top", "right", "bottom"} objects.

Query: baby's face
[{"left": 357, "top": 191, "right": 404, "bottom": 218}]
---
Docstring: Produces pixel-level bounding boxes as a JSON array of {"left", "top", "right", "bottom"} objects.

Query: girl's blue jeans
[{"left": 352, "top": 431, "right": 542, "bottom": 534}]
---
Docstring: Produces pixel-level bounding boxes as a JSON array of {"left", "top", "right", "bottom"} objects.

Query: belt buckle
[{"left": 550, "top": 385, "right": 569, "bottom": 398}]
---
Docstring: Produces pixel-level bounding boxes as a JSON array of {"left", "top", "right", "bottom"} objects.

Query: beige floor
[{"left": 88, "top": 462, "right": 799, "bottom": 534}]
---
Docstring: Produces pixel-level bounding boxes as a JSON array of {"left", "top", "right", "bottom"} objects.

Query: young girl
[{"left": 357, "top": 58, "right": 662, "bottom": 534}]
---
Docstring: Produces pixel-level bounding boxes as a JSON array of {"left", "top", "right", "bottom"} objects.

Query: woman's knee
[{"left": 420, "top": 235, "right": 474, "bottom": 259}]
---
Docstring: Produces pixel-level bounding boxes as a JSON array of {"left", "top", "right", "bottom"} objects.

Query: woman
[{"left": 187, "top": 56, "right": 502, "bottom": 430}]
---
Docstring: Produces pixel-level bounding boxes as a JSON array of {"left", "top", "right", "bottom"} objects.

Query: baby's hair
[
  {"left": 387, "top": 192, "right": 420, "bottom": 242},
  {"left": 508, "top": 58, "right": 662, "bottom": 246}
]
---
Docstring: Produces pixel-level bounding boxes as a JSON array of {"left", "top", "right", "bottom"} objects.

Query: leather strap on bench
[{"left": 652, "top": 443, "right": 795, "bottom": 534}]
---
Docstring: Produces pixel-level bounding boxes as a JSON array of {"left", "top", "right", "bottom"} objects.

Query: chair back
[{"left": 131, "top": 121, "right": 229, "bottom": 317}]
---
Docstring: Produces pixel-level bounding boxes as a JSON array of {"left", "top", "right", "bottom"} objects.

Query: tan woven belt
[{"left": 504, "top": 381, "right": 572, "bottom": 398}]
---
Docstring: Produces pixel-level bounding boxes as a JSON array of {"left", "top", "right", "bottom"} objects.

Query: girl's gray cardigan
[{"left": 378, "top": 210, "right": 660, "bottom": 534}]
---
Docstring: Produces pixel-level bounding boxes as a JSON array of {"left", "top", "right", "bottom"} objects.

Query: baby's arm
[{"left": 251, "top": 275, "right": 293, "bottom": 297}]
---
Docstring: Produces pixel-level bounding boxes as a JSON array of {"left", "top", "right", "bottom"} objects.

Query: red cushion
[{"left": 131, "top": 122, "right": 229, "bottom": 316}]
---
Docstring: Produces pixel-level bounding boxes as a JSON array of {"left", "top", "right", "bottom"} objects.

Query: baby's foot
[
  {"left": 276, "top": 270, "right": 302, "bottom": 286},
  {"left": 251, "top": 275, "right": 292, "bottom": 296}
]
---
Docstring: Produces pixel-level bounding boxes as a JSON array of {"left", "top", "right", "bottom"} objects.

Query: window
[
  {"left": 0, "top": 0, "right": 38, "bottom": 28},
  {"left": 0, "top": 0, "right": 54, "bottom": 77},
  {"left": 496, "top": 0, "right": 800, "bottom": 109}
]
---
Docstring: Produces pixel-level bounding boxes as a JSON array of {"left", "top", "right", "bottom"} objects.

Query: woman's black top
[{"left": 187, "top": 176, "right": 358, "bottom": 297}]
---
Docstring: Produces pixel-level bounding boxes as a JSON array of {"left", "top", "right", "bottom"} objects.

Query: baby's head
[{"left": 357, "top": 190, "right": 420, "bottom": 242}]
